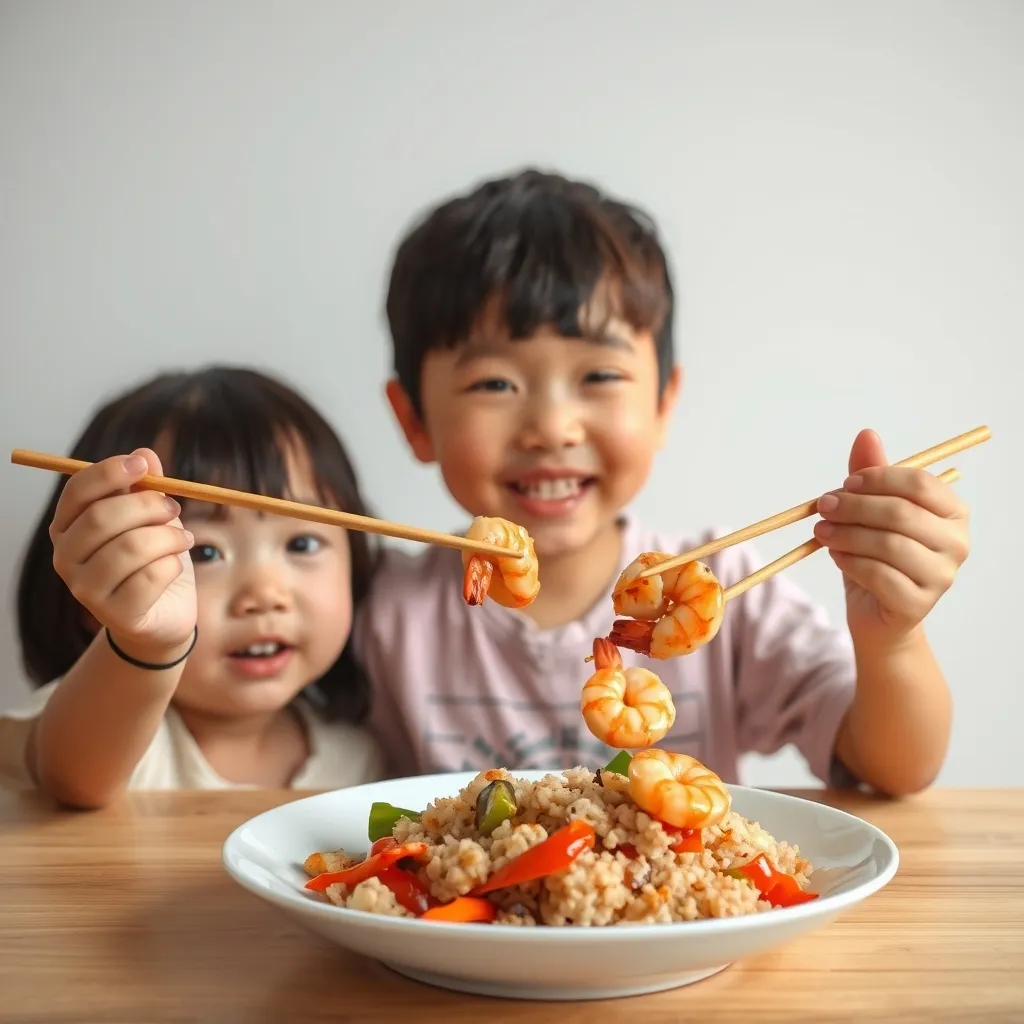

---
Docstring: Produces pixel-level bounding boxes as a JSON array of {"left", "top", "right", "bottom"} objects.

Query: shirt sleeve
[{"left": 722, "top": 540, "right": 857, "bottom": 786}]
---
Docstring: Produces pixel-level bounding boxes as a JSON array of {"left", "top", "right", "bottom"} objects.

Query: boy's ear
[
  {"left": 654, "top": 364, "right": 683, "bottom": 449},
  {"left": 385, "top": 379, "right": 436, "bottom": 464}
]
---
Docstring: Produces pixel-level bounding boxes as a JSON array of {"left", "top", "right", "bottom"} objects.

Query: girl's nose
[{"left": 230, "top": 570, "right": 292, "bottom": 617}]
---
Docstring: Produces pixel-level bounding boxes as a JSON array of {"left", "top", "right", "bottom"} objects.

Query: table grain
[{"left": 2, "top": 787, "right": 1022, "bottom": 1022}]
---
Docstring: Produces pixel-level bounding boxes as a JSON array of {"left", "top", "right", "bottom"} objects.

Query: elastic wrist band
[{"left": 105, "top": 627, "right": 197, "bottom": 670}]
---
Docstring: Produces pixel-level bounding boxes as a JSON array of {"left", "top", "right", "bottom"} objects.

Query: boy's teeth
[
  {"left": 518, "top": 478, "right": 583, "bottom": 501},
  {"left": 238, "top": 642, "right": 283, "bottom": 657}
]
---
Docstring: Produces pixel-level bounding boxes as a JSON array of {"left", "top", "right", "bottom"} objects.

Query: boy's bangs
[
  {"left": 499, "top": 229, "right": 667, "bottom": 346},
  {"left": 456, "top": 203, "right": 670, "bottom": 347}
]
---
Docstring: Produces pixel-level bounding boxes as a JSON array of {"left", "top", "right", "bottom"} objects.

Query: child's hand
[
  {"left": 813, "top": 429, "right": 970, "bottom": 647},
  {"left": 49, "top": 448, "right": 197, "bottom": 660}
]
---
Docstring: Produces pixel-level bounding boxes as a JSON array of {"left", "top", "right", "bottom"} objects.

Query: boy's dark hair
[
  {"left": 16, "top": 365, "right": 378, "bottom": 725},
  {"left": 385, "top": 167, "right": 676, "bottom": 416}
]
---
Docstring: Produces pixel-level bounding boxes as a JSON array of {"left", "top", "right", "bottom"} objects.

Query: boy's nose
[{"left": 518, "top": 397, "right": 585, "bottom": 451}]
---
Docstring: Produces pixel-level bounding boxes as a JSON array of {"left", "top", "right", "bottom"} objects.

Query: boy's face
[{"left": 387, "top": 315, "right": 680, "bottom": 561}]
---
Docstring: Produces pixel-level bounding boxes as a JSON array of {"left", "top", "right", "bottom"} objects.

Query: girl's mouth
[
  {"left": 228, "top": 641, "right": 295, "bottom": 678},
  {"left": 231, "top": 641, "right": 291, "bottom": 659}
]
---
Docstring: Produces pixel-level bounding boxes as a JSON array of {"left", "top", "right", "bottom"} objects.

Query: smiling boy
[{"left": 355, "top": 169, "right": 967, "bottom": 795}]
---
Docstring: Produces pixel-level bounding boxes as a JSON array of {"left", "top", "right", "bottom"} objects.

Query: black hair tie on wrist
[{"left": 105, "top": 627, "right": 198, "bottom": 670}]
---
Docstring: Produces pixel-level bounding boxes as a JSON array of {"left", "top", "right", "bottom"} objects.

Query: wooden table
[{"left": 2, "top": 789, "right": 1022, "bottom": 1023}]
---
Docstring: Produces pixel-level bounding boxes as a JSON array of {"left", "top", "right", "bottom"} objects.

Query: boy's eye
[
  {"left": 584, "top": 370, "right": 626, "bottom": 384},
  {"left": 191, "top": 544, "right": 221, "bottom": 564},
  {"left": 467, "top": 378, "right": 515, "bottom": 394},
  {"left": 287, "top": 534, "right": 323, "bottom": 554}
]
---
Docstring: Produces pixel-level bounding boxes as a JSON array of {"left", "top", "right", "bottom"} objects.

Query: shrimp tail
[
  {"left": 607, "top": 618, "right": 655, "bottom": 655},
  {"left": 591, "top": 636, "right": 623, "bottom": 671},
  {"left": 463, "top": 556, "right": 493, "bottom": 605}
]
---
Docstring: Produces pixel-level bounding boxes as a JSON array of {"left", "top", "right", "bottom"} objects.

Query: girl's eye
[
  {"left": 467, "top": 378, "right": 515, "bottom": 394},
  {"left": 287, "top": 534, "right": 323, "bottom": 555},
  {"left": 584, "top": 370, "right": 626, "bottom": 384},
  {"left": 191, "top": 544, "right": 221, "bottom": 564}
]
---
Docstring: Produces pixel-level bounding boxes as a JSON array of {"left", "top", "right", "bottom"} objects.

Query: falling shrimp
[
  {"left": 580, "top": 638, "right": 676, "bottom": 749},
  {"left": 628, "top": 748, "right": 731, "bottom": 830},
  {"left": 461, "top": 516, "right": 541, "bottom": 608},
  {"left": 608, "top": 551, "right": 725, "bottom": 658}
]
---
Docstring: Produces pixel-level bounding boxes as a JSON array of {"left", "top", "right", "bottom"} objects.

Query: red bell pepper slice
[
  {"left": 763, "top": 882, "right": 819, "bottom": 907},
  {"left": 667, "top": 828, "right": 703, "bottom": 854},
  {"left": 420, "top": 896, "right": 498, "bottom": 923},
  {"left": 376, "top": 865, "right": 437, "bottom": 915},
  {"left": 612, "top": 826, "right": 701, "bottom": 860},
  {"left": 473, "top": 819, "right": 596, "bottom": 895},
  {"left": 305, "top": 841, "right": 429, "bottom": 892},
  {"left": 730, "top": 854, "right": 818, "bottom": 907}
]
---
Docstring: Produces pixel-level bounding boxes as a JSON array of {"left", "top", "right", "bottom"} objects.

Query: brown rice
[{"left": 308, "top": 766, "right": 814, "bottom": 926}]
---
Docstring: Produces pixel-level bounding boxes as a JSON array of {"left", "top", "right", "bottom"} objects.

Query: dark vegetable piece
[
  {"left": 475, "top": 779, "right": 518, "bottom": 835},
  {"left": 367, "top": 801, "right": 421, "bottom": 842}
]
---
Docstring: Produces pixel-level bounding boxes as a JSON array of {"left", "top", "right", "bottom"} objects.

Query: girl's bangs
[{"left": 160, "top": 397, "right": 331, "bottom": 514}]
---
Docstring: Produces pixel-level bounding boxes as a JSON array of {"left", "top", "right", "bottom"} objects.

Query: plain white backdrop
[{"left": 1, "top": 1, "right": 1019, "bottom": 786}]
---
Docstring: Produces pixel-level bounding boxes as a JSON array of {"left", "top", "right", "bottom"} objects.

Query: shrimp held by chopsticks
[
  {"left": 461, "top": 516, "right": 540, "bottom": 608},
  {"left": 581, "top": 638, "right": 676, "bottom": 748},
  {"left": 608, "top": 552, "right": 725, "bottom": 658}
]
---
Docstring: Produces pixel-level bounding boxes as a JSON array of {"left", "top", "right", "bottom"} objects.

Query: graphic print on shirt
[{"left": 421, "top": 689, "right": 706, "bottom": 772}]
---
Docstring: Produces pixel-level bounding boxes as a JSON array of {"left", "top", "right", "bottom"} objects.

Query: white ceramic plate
[{"left": 222, "top": 771, "right": 898, "bottom": 1001}]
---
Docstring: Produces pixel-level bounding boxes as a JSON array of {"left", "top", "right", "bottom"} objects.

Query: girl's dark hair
[
  {"left": 15, "top": 365, "right": 378, "bottom": 724},
  {"left": 386, "top": 167, "right": 675, "bottom": 417}
]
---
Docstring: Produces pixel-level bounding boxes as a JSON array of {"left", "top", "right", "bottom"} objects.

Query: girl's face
[{"left": 172, "top": 443, "right": 354, "bottom": 720}]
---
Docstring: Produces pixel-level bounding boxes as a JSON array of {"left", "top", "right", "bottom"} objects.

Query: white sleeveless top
[{"left": 0, "top": 679, "right": 383, "bottom": 792}]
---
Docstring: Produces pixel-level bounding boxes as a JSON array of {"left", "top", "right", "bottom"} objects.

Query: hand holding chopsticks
[
  {"left": 636, "top": 425, "right": 990, "bottom": 586},
  {"left": 605, "top": 427, "right": 986, "bottom": 664},
  {"left": 722, "top": 466, "right": 961, "bottom": 601},
  {"left": 9, "top": 449, "right": 524, "bottom": 561}
]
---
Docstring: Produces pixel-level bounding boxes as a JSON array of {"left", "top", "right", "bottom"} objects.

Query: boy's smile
[
  {"left": 504, "top": 466, "right": 598, "bottom": 519},
  {"left": 387, "top": 321, "right": 680, "bottom": 572}
]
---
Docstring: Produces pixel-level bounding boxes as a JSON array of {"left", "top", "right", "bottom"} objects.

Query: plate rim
[{"left": 221, "top": 772, "right": 899, "bottom": 941}]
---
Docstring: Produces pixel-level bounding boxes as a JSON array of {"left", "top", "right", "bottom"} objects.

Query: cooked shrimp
[
  {"left": 627, "top": 748, "right": 731, "bottom": 830},
  {"left": 580, "top": 638, "right": 676, "bottom": 748},
  {"left": 611, "top": 550, "right": 676, "bottom": 620},
  {"left": 461, "top": 516, "right": 540, "bottom": 608},
  {"left": 609, "top": 552, "right": 724, "bottom": 658}
]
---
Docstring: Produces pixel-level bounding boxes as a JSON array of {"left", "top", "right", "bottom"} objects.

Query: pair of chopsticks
[
  {"left": 637, "top": 425, "right": 991, "bottom": 601},
  {"left": 8, "top": 450, "right": 523, "bottom": 561}
]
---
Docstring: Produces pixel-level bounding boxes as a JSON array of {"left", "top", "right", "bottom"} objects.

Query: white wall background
[{"left": 1, "top": 0, "right": 1019, "bottom": 787}]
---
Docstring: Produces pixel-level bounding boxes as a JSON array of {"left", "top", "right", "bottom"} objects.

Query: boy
[{"left": 356, "top": 168, "right": 968, "bottom": 795}]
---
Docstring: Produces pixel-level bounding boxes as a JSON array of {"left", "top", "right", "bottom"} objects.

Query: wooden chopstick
[
  {"left": 9, "top": 449, "right": 524, "bottom": 560},
  {"left": 721, "top": 467, "right": 961, "bottom": 602},
  {"left": 636, "top": 425, "right": 991, "bottom": 581}
]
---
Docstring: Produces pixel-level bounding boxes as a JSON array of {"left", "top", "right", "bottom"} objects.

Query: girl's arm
[
  {"left": 31, "top": 449, "right": 197, "bottom": 808},
  {"left": 28, "top": 630, "right": 193, "bottom": 808}
]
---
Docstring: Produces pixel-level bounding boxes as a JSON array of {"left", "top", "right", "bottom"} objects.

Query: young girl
[{"left": 0, "top": 366, "right": 384, "bottom": 805}]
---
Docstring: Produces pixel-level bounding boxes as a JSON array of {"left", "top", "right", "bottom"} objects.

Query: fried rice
[{"left": 303, "top": 766, "right": 816, "bottom": 926}]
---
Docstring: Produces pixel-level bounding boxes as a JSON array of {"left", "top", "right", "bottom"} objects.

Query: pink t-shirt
[{"left": 354, "top": 516, "right": 856, "bottom": 787}]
